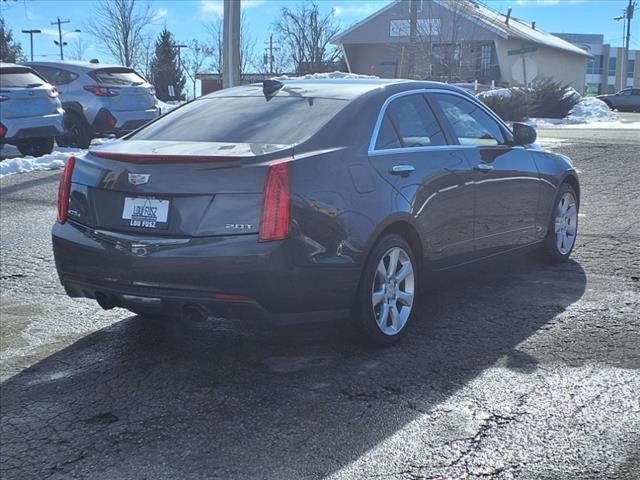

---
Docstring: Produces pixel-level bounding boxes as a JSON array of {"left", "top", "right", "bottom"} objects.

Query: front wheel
[
  {"left": 542, "top": 183, "right": 579, "bottom": 263},
  {"left": 354, "top": 234, "right": 419, "bottom": 346},
  {"left": 17, "top": 137, "right": 54, "bottom": 157}
]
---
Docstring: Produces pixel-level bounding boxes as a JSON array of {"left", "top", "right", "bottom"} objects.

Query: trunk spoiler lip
[{"left": 88, "top": 150, "right": 245, "bottom": 164}]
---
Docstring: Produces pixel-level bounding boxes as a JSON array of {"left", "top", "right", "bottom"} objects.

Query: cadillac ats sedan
[{"left": 52, "top": 79, "right": 579, "bottom": 345}]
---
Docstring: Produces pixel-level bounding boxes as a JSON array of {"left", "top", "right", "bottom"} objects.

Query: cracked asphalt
[{"left": 1, "top": 124, "right": 639, "bottom": 479}]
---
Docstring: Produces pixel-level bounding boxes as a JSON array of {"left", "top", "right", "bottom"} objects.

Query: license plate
[{"left": 122, "top": 197, "right": 169, "bottom": 229}]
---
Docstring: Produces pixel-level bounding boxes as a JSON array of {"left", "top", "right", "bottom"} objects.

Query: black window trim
[{"left": 369, "top": 88, "right": 514, "bottom": 156}]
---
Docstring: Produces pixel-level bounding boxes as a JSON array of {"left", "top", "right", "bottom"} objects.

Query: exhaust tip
[
  {"left": 95, "top": 292, "right": 115, "bottom": 310},
  {"left": 182, "top": 304, "right": 209, "bottom": 323}
]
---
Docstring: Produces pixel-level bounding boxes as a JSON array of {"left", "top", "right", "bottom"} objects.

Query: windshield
[
  {"left": 0, "top": 68, "right": 46, "bottom": 88},
  {"left": 90, "top": 68, "right": 146, "bottom": 86},
  {"left": 129, "top": 95, "right": 348, "bottom": 146}
]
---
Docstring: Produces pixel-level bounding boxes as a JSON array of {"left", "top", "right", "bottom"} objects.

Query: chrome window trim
[{"left": 368, "top": 88, "right": 513, "bottom": 156}]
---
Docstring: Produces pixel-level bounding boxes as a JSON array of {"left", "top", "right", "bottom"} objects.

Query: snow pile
[
  {"left": 272, "top": 71, "right": 379, "bottom": 80},
  {"left": 0, "top": 149, "right": 79, "bottom": 178},
  {"left": 157, "top": 100, "right": 183, "bottom": 115},
  {"left": 565, "top": 96, "right": 618, "bottom": 123},
  {"left": 477, "top": 88, "right": 512, "bottom": 99}
]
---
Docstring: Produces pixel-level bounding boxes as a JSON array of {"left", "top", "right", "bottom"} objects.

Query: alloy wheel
[
  {"left": 371, "top": 246, "right": 415, "bottom": 336},
  {"left": 554, "top": 191, "right": 578, "bottom": 255}
]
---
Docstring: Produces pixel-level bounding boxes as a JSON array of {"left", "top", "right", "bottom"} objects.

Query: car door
[
  {"left": 368, "top": 91, "right": 476, "bottom": 266},
  {"left": 430, "top": 92, "right": 541, "bottom": 257},
  {"left": 617, "top": 89, "right": 633, "bottom": 109},
  {"left": 631, "top": 89, "right": 640, "bottom": 110}
]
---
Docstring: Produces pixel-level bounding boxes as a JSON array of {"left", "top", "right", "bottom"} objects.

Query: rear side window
[
  {"left": 0, "top": 68, "right": 46, "bottom": 88},
  {"left": 129, "top": 96, "right": 348, "bottom": 146},
  {"left": 90, "top": 68, "right": 145, "bottom": 86},
  {"left": 375, "top": 115, "right": 402, "bottom": 150},
  {"left": 32, "top": 66, "right": 78, "bottom": 85},
  {"left": 383, "top": 94, "right": 446, "bottom": 148},
  {"left": 432, "top": 93, "right": 505, "bottom": 146}
]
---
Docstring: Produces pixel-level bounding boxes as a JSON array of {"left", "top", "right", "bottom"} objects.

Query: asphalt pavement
[{"left": 1, "top": 126, "right": 639, "bottom": 479}]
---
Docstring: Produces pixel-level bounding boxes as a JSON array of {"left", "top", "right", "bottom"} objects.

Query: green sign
[{"left": 508, "top": 47, "right": 538, "bottom": 56}]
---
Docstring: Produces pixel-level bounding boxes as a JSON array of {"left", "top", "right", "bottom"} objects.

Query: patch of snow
[
  {"left": 272, "top": 71, "right": 379, "bottom": 80},
  {"left": 565, "top": 97, "right": 618, "bottom": 123},
  {"left": 157, "top": 100, "right": 184, "bottom": 115},
  {"left": 477, "top": 88, "right": 512, "bottom": 99}
]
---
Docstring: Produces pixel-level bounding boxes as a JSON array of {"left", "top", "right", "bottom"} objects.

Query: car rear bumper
[
  {"left": 0, "top": 110, "right": 64, "bottom": 143},
  {"left": 52, "top": 221, "right": 355, "bottom": 325},
  {"left": 92, "top": 107, "right": 158, "bottom": 135}
]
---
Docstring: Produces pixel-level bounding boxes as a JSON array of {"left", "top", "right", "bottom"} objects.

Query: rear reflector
[
  {"left": 0, "top": 123, "right": 6, "bottom": 138},
  {"left": 259, "top": 161, "right": 291, "bottom": 242},
  {"left": 90, "top": 151, "right": 241, "bottom": 164},
  {"left": 57, "top": 156, "right": 76, "bottom": 223}
]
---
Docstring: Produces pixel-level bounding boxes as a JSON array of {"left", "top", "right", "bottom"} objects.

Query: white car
[{"left": 0, "top": 62, "right": 64, "bottom": 156}]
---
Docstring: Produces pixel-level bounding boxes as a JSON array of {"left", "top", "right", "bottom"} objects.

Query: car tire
[
  {"left": 17, "top": 137, "right": 54, "bottom": 157},
  {"left": 354, "top": 233, "right": 419, "bottom": 346},
  {"left": 59, "top": 112, "right": 92, "bottom": 149},
  {"left": 542, "top": 182, "right": 579, "bottom": 263}
]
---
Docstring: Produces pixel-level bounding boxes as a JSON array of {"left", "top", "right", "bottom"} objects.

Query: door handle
[
  {"left": 389, "top": 165, "right": 415, "bottom": 176},
  {"left": 475, "top": 163, "right": 494, "bottom": 172}
]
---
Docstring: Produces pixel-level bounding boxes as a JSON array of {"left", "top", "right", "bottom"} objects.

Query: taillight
[
  {"left": 49, "top": 86, "right": 59, "bottom": 98},
  {"left": 83, "top": 85, "right": 119, "bottom": 97},
  {"left": 57, "top": 156, "right": 76, "bottom": 223},
  {"left": 259, "top": 161, "right": 291, "bottom": 242},
  {"left": 0, "top": 123, "right": 6, "bottom": 138}
]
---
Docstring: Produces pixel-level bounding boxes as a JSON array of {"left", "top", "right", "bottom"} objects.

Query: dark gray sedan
[{"left": 52, "top": 79, "right": 580, "bottom": 345}]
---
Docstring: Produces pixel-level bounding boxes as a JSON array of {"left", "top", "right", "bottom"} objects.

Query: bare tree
[
  {"left": 205, "top": 13, "right": 259, "bottom": 80},
  {"left": 274, "top": 2, "right": 341, "bottom": 75},
  {"left": 135, "top": 33, "right": 154, "bottom": 79},
  {"left": 85, "top": 0, "right": 154, "bottom": 67},
  {"left": 68, "top": 37, "right": 88, "bottom": 61},
  {"left": 182, "top": 39, "right": 213, "bottom": 99}
]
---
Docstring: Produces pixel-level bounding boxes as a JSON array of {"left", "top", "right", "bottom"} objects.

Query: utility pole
[
  {"left": 21, "top": 29, "right": 42, "bottom": 62},
  {"left": 222, "top": 0, "right": 241, "bottom": 88},
  {"left": 622, "top": 0, "right": 636, "bottom": 86},
  {"left": 264, "top": 34, "right": 279, "bottom": 74},
  {"left": 51, "top": 17, "right": 71, "bottom": 60},
  {"left": 174, "top": 44, "right": 188, "bottom": 69}
]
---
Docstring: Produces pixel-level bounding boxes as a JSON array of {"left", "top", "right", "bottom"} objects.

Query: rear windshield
[
  {"left": 0, "top": 68, "right": 46, "bottom": 88},
  {"left": 90, "top": 68, "right": 146, "bottom": 86},
  {"left": 129, "top": 96, "right": 348, "bottom": 146}
]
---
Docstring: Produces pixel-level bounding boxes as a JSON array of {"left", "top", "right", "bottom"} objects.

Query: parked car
[
  {"left": 597, "top": 88, "right": 640, "bottom": 112},
  {"left": 26, "top": 61, "right": 159, "bottom": 148},
  {"left": 52, "top": 79, "right": 580, "bottom": 345},
  {"left": 0, "top": 62, "right": 64, "bottom": 156}
]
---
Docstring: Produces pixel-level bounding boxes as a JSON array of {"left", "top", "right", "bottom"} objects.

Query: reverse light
[
  {"left": 57, "top": 156, "right": 76, "bottom": 223},
  {"left": 0, "top": 123, "right": 6, "bottom": 138},
  {"left": 83, "top": 85, "right": 119, "bottom": 97},
  {"left": 259, "top": 161, "right": 291, "bottom": 242}
]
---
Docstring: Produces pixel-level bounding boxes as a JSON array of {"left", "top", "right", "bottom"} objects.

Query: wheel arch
[
  {"left": 561, "top": 173, "right": 580, "bottom": 205},
  {"left": 362, "top": 214, "right": 425, "bottom": 270},
  {"left": 61, "top": 102, "right": 89, "bottom": 125}
]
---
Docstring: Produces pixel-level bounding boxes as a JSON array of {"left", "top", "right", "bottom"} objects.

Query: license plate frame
[{"left": 122, "top": 196, "right": 170, "bottom": 229}]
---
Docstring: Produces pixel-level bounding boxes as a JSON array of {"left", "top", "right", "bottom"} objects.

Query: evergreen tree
[
  {"left": 149, "top": 28, "right": 185, "bottom": 102},
  {"left": 0, "top": 17, "right": 25, "bottom": 63}
]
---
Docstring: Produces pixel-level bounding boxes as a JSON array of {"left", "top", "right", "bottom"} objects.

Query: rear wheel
[
  {"left": 542, "top": 183, "right": 578, "bottom": 263},
  {"left": 17, "top": 137, "right": 54, "bottom": 157},
  {"left": 354, "top": 234, "right": 418, "bottom": 346},
  {"left": 58, "top": 112, "right": 92, "bottom": 148}
]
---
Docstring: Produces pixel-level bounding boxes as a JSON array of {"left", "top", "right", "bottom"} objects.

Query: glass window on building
[
  {"left": 586, "top": 83, "right": 601, "bottom": 96},
  {"left": 607, "top": 84, "right": 616, "bottom": 94},
  {"left": 608, "top": 57, "right": 617, "bottom": 76},
  {"left": 587, "top": 55, "right": 603, "bottom": 74},
  {"left": 628, "top": 59, "right": 635, "bottom": 78}
]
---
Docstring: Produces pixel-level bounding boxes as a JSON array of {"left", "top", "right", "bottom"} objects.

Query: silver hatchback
[
  {"left": 27, "top": 61, "right": 160, "bottom": 148},
  {"left": 0, "top": 63, "right": 64, "bottom": 156}
]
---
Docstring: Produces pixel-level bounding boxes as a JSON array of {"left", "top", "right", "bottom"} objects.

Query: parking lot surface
[{"left": 1, "top": 125, "right": 639, "bottom": 479}]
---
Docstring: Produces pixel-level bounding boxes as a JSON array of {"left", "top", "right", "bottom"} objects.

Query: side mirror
[{"left": 512, "top": 122, "right": 537, "bottom": 145}]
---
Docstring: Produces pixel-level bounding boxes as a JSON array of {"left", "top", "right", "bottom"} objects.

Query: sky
[{"left": 2, "top": 0, "right": 638, "bottom": 69}]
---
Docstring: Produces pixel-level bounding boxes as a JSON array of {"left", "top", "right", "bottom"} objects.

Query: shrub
[
  {"left": 478, "top": 88, "right": 528, "bottom": 122},
  {"left": 478, "top": 77, "right": 581, "bottom": 121},
  {"left": 527, "top": 77, "right": 580, "bottom": 119}
]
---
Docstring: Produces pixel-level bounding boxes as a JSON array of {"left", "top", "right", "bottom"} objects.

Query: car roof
[
  {"left": 24, "top": 60, "right": 133, "bottom": 72},
  {"left": 204, "top": 78, "right": 470, "bottom": 101},
  {"left": 1, "top": 62, "right": 34, "bottom": 69}
]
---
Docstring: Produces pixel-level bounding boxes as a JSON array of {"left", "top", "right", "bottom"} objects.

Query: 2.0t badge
[{"left": 128, "top": 173, "right": 150, "bottom": 185}]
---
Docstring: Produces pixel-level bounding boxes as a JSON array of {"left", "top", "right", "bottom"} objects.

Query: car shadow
[{"left": 0, "top": 253, "right": 587, "bottom": 479}]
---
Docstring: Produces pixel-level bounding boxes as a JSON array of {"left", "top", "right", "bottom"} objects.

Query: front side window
[
  {"left": 381, "top": 94, "right": 446, "bottom": 148},
  {"left": 432, "top": 93, "right": 505, "bottom": 146}
]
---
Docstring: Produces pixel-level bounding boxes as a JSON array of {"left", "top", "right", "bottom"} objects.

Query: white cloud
[
  {"left": 200, "top": 0, "right": 265, "bottom": 18},
  {"left": 333, "top": 2, "right": 388, "bottom": 17},
  {"left": 151, "top": 8, "right": 168, "bottom": 24}
]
